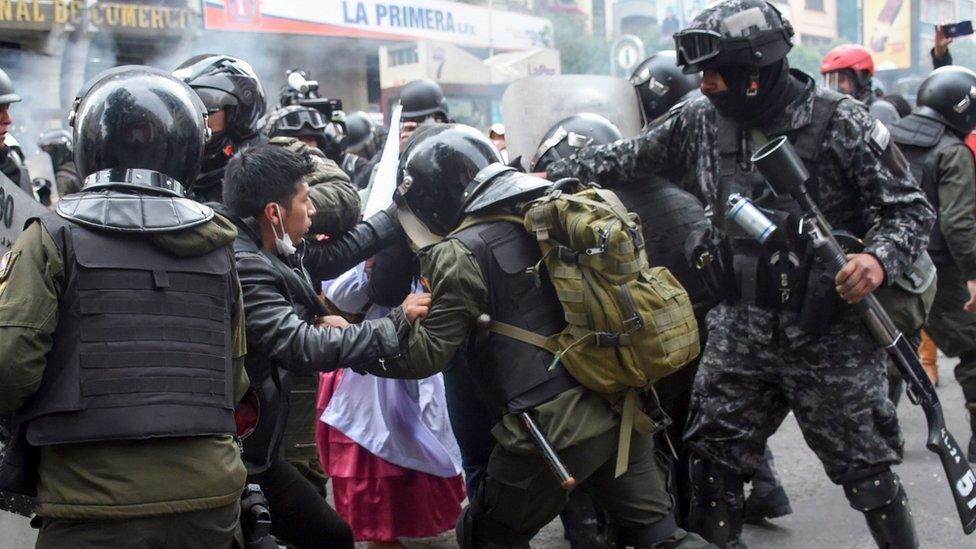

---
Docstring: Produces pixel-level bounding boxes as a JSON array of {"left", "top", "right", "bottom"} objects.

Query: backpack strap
[
  {"left": 488, "top": 321, "right": 561, "bottom": 355},
  {"left": 449, "top": 213, "right": 525, "bottom": 236}
]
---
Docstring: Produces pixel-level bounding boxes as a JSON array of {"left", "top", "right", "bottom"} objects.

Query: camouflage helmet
[{"left": 674, "top": 0, "right": 794, "bottom": 74}]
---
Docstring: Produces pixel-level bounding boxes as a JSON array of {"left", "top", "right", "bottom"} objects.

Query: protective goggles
[
  {"left": 673, "top": 29, "right": 723, "bottom": 70},
  {"left": 673, "top": 26, "right": 794, "bottom": 74},
  {"left": 276, "top": 109, "right": 329, "bottom": 132}
]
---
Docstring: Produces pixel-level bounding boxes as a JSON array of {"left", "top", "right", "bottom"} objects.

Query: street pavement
[
  {"left": 740, "top": 354, "right": 974, "bottom": 549},
  {"left": 2, "top": 355, "right": 974, "bottom": 548}
]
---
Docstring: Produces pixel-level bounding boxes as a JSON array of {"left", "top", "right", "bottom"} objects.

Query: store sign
[
  {"left": 0, "top": 1, "right": 195, "bottom": 32},
  {"left": 205, "top": 0, "right": 553, "bottom": 51},
  {"left": 863, "top": 0, "right": 912, "bottom": 70}
]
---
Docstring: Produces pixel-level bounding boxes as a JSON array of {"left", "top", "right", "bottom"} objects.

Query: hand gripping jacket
[
  {"left": 18, "top": 213, "right": 237, "bottom": 447},
  {"left": 889, "top": 108, "right": 967, "bottom": 260}
]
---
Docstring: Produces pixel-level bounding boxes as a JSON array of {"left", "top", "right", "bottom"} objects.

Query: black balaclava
[
  {"left": 201, "top": 132, "right": 234, "bottom": 174},
  {"left": 705, "top": 59, "right": 800, "bottom": 127}
]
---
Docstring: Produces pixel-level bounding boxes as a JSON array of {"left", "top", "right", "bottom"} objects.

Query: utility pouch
[
  {"left": 0, "top": 419, "right": 38, "bottom": 499},
  {"left": 796, "top": 256, "right": 845, "bottom": 335},
  {"left": 686, "top": 227, "right": 738, "bottom": 304}
]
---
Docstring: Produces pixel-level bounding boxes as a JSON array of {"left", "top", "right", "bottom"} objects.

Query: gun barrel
[{"left": 750, "top": 135, "right": 812, "bottom": 201}]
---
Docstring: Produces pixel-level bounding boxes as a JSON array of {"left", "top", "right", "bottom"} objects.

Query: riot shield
[
  {"left": 0, "top": 171, "right": 48, "bottom": 253},
  {"left": 501, "top": 75, "right": 643, "bottom": 172}
]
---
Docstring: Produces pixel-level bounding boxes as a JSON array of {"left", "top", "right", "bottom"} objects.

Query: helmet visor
[
  {"left": 822, "top": 71, "right": 854, "bottom": 95},
  {"left": 674, "top": 30, "right": 723, "bottom": 71},
  {"left": 277, "top": 109, "right": 328, "bottom": 132}
]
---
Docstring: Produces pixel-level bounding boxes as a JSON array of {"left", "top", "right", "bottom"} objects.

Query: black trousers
[{"left": 248, "top": 457, "right": 354, "bottom": 549}]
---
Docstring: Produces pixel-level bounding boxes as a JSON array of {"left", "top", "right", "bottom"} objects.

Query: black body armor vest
[
  {"left": 890, "top": 112, "right": 965, "bottom": 261},
  {"left": 17, "top": 213, "right": 237, "bottom": 446},
  {"left": 714, "top": 89, "right": 855, "bottom": 310},
  {"left": 451, "top": 221, "right": 578, "bottom": 412}
]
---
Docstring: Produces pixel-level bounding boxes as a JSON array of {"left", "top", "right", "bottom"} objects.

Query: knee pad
[{"left": 843, "top": 469, "right": 902, "bottom": 513}]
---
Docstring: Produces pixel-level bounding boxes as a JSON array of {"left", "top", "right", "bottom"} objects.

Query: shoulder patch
[
  {"left": 869, "top": 119, "right": 891, "bottom": 154},
  {"left": 0, "top": 250, "right": 20, "bottom": 283}
]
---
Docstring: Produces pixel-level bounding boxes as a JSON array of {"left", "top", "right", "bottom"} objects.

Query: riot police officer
[
  {"left": 0, "top": 67, "right": 30, "bottom": 194},
  {"left": 37, "top": 129, "right": 82, "bottom": 198},
  {"left": 356, "top": 124, "right": 709, "bottom": 548},
  {"left": 341, "top": 110, "right": 378, "bottom": 180},
  {"left": 820, "top": 44, "right": 900, "bottom": 127},
  {"left": 399, "top": 78, "right": 450, "bottom": 144},
  {"left": 174, "top": 54, "right": 267, "bottom": 203},
  {"left": 629, "top": 51, "right": 702, "bottom": 126},
  {"left": 0, "top": 66, "right": 248, "bottom": 548},
  {"left": 890, "top": 66, "right": 976, "bottom": 463},
  {"left": 547, "top": 1, "right": 935, "bottom": 546}
]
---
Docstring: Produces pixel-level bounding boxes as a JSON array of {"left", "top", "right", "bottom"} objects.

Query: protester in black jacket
[{"left": 220, "top": 145, "right": 430, "bottom": 549}]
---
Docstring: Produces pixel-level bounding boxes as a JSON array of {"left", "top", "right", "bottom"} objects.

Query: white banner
[{"left": 204, "top": 0, "right": 553, "bottom": 51}]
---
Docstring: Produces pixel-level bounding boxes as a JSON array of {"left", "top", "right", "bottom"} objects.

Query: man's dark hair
[
  {"left": 884, "top": 94, "right": 913, "bottom": 118},
  {"left": 223, "top": 144, "right": 314, "bottom": 218}
]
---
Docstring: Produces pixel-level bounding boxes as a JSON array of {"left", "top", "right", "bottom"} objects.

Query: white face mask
[{"left": 271, "top": 204, "right": 297, "bottom": 256}]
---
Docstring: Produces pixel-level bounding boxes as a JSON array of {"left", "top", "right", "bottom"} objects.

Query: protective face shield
[{"left": 501, "top": 75, "right": 642, "bottom": 172}]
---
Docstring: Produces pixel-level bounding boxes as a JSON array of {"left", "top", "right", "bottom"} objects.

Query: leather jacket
[{"left": 217, "top": 205, "right": 401, "bottom": 472}]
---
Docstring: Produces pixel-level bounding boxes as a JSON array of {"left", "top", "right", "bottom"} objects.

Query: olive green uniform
[
  {"left": 372, "top": 235, "right": 705, "bottom": 546},
  {"left": 923, "top": 146, "right": 976, "bottom": 404},
  {"left": 0, "top": 216, "right": 249, "bottom": 548}
]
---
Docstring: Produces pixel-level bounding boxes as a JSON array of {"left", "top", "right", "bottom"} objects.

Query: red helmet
[{"left": 820, "top": 44, "right": 875, "bottom": 75}]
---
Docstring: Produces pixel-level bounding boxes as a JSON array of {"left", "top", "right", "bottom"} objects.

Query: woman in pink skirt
[{"left": 317, "top": 262, "right": 465, "bottom": 548}]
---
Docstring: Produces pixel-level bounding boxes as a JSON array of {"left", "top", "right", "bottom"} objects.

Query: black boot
[
  {"left": 743, "top": 447, "right": 792, "bottom": 524},
  {"left": 743, "top": 486, "right": 793, "bottom": 524},
  {"left": 688, "top": 455, "right": 748, "bottom": 548},
  {"left": 560, "top": 490, "right": 610, "bottom": 549},
  {"left": 844, "top": 471, "right": 919, "bottom": 549}
]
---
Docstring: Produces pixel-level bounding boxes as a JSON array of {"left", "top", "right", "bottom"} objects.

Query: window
[
  {"left": 806, "top": 0, "right": 824, "bottom": 11},
  {"left": 388, "top": 47, "right": 419, "bottom": 67}
]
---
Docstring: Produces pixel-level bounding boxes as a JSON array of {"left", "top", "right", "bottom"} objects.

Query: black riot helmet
[
  {"left": 37, "top": 129, "right": 73, "bottom": 168},
  {"left": 915, "top": 66, "right": 976, "bottom": 136},
  {"left": 396, "top": 124, "right": 502, "bottom": 236},
  {"left": 70, "top": 65, "right": 210, "bottom": 194},
  {"left": 0, "top": 67, "right": 20, "bottom": 104},
  {"left": 530, "top": 113, "right": 622, "bottom": 173},
  {"left": 267, "top": 105, "right": 345, "bottom": 161},
  {"left": 673, "top": 0, "right": 794, "bottom": 75},
  {"left": 173, "top": 54, "right": 267, "bottom": 143},
  {"left": 630, "top": 51, "right": 702, "bottom": 122},
  {"left": 400, "top": 79, "right": 450, "bottom": 121},
  {"left": 344, "top": 111, "right": 378, "bottom": 157}
]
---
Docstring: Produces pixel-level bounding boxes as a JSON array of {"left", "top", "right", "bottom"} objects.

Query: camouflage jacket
[{"left": 548, "top": 70, "right": 936, "bottom": 283}]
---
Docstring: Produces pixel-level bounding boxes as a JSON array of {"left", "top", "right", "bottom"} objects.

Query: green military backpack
[{"left": 462, "top": 179, "right": 701, "bottom": 395}]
